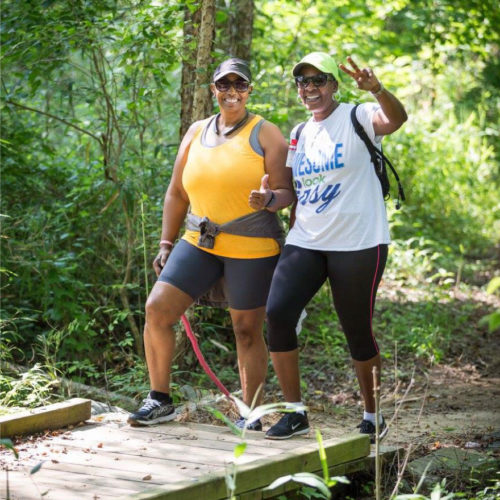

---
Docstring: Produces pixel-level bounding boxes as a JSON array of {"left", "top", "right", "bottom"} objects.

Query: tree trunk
[
  {"left": 217, "top": 0, "right": 254, "bottom": 62},
  {"left": 191, "top": 0, "right": 216, "bottom": 122},
  {"left": 179, "top": 6, "right": 201, "bottom": 139},
  {"left": 230, "top": 0, "right": 254, "bottom": 61},
  {"left": 180, "top": 0, "right": 216, "bottom": 139}
]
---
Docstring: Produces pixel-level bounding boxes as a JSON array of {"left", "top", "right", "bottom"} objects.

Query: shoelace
[{"left": 139, "top": 397, "right": 161, "bottom": 411}]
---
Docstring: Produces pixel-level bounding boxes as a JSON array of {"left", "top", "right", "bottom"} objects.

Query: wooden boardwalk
[{"left": 1, "top": 400, "right": 374, "bottom": 499}]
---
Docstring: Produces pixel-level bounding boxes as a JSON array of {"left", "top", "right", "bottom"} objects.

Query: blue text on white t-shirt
[
  {"left": 292, "top": 143, "right": 344, "bottom": 177},
  {"left": 295, "top": 179, "right": 341, "bottom": 213}
]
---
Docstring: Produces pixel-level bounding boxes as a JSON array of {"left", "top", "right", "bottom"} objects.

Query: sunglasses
[
  {"left": 214, "top": 79, "right": 251, "bottom": 92},
  {"left": 295, "top": 73, "right": 334, "bottom": 89}
]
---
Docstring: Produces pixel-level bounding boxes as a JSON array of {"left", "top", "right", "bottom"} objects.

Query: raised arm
[
  {"left": 153, "top": 121, "right": 202, "bottom": 275},
  {"left": 339, "top": 56, "right": 407, "bottom": 136},
  {"left": 248, "top": 120, "right": 295, "bottom": 212}
]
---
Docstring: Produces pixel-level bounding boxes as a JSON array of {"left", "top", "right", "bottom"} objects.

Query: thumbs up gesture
[{"left": 249, "top": 174, "right": 274, "bottom": 210}]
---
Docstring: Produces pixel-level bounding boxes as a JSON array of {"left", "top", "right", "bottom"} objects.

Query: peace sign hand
[{"left": 339, "top": 56, "right": 381, "bottom": 93}]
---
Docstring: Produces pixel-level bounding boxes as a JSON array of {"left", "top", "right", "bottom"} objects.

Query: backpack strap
[
  {"left": 295, "top": 121, "right": 306, "bottom": 141},
  {"left": 351, "top": 105, "right": 383, "bottom": 173},
  {"left": 350, "top": 105, "right": 405, "bottom": 205}
]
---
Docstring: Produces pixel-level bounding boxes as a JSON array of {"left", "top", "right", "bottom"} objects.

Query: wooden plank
[
  {"left": 2, "top": 419, "right": 306, "bottom": 500},
  {"left": 239, "top": 457, "right": 372, "bottom": 500},
  {"left": 40, "top": 421, "right": 303, "bottom": 467},
  {"left": 124, "top": 421, "right": 302, "bottom": 451},
  {"left": 122, "top": 433, "right": 370, "bottom": 500},
  {"left": 245, "top": 445, "right": 401, "bottom": 499},
  {"left": 5, "top": 467, "right": 144, "bottom": 500},
  {"left": 14, "top": 445, "right": 221, "bottom": 480},
  {"left": 0, "top": 398, "right": 91, "bottom": 438},
  {"left": 46, "top": 431, "right": 282, "bottom": 465}
]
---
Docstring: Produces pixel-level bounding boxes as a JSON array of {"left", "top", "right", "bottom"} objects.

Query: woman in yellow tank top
[{"left": 128, "top": 58, "right": 295, "bottom": 430}]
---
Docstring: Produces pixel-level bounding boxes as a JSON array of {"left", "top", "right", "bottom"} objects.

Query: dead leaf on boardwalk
[{"left": 142, "top": 474, "right": 152, "bottom": 481}]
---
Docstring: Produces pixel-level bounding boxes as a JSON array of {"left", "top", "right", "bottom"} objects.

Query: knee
[
  {"left": 266, "top": 296, "right": 300, "bottom": 336},
  {"left": 266, "top": 299, "right": 289, "bottom": 328},
  {"left": 145, "top": 295, "right": 177, "bottom": 331},
  {"left": 265, "top": 309, "right": 299, "bottom": 353},
  {"left": 232, "top": 320, "right": 263, "bottom": 348},
  {"left": 347, "top": 333, "right": 379, "bottom": 361}
]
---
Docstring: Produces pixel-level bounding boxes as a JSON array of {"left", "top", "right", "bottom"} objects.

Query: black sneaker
[
  {"left": 127, "top": 394, "right": 176, "bottom": 426},
  {"left": 265, "top": 412, "right": 309, "bottom": 440},
  {"left": 235, "top": 417, "right": 263, "bottom": 431},
  {"left": 357, "top": 416, "right": 388, "bottom": 443}
]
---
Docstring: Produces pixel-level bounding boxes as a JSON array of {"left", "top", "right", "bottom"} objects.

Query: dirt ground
[
  {"left": 3, "top": 285, "right": 499, "bottom": 498},
  {"left": 197, "top": 350, "right": 500, "bottom": 456},
  {"left": 183, "top": 284, "right": 500, "bottom": 496},
  {"left": 194, "top": 284, "right": 500, "bottom": 449}
]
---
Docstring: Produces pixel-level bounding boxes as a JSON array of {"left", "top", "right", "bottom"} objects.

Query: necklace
[{"left": 214, "top": 110, "right": 249, "bottom": 136}]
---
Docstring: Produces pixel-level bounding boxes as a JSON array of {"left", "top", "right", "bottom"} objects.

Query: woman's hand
[
  {"left": 339, "top": 56, "right": 382, "bottom": 93},
  {"left": 249, "top": 174, "right": 273, "bottom": 210},
  {"left": 153, "top": 247, "right": 172, "bottom": 276}
]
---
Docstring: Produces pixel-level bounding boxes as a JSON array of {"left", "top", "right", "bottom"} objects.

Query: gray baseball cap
[{"left": 212, "top": 58, "right": 252, "bottom": 82}]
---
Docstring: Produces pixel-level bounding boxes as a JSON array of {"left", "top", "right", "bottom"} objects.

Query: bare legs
[
  {"left": 144, "top": 282, "right": 193, "bottom": 393},
  {"left": 144, "top": 282, "right": 267, "bottom": 407},
  {"left": 230, "top": 306, "right": 268, "bottom": 407},
  {"left": 353, "top": 353, "right": 381, "bottom": 413},
  {"left": 269, "top": 349, "right": 382, "bottom": 414},
  {"left": 269, "top": 349, "right": 301, "bottom": 402}
]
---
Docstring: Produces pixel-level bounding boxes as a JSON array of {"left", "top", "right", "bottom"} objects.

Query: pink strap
[{"left": 181, "top": 314, "right": 233, "bottom": 400}]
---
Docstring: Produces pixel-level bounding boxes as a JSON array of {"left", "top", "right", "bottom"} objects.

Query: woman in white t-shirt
[{"left": 263, "top": 52, "right": 407, "bottom": 441}]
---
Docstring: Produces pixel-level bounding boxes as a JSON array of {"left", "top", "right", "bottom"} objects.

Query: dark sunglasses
[
  {"left": 295, "top": 73, "right": 334, "bottom": 89},
  {"left": 214, "top": 79, "right": 251, "bottom": 92}
]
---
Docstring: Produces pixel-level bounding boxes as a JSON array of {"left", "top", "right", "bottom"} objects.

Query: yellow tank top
[{"left": 182, "top": 114, "right": 280, "bottom": 258}]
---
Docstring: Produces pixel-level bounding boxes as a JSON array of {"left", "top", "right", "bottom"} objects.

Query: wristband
[
  {"left": 371, "top": 82, "right": 385, "bottom": 96},
  {"left": 265, "top": 191, "right": 276, "bottom": 208},
  {"left": 159, "top": 240, "right": 174, "bottom": 248}
]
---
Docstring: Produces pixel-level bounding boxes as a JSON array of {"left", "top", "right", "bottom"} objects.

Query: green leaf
[
  {"left": 246, "top": 402, "right": 307, "bottom": 424},
  {"left": 0, "top": 438, "right": 18, "bottom": 459},
  {"left": 232, "top": 395, "right": 251, "bottom": 419},
  {"left": 203, "top": 406, "right": 243, "bottom": 438},
  {"left": 486, "top": 277, "right": 500, "bottom": 294},
  {"left": 266, "top": 472, "right": 331, "bottom": 499},
  {"left": 31, "top": 460, "right": 46, "bottom": 475},
  {"left": 234, "top": 442, "right": 247, "bottom": 458}
]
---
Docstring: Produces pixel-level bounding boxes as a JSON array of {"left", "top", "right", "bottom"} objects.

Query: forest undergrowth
[{"left": 1, "top": 246, "right": 499, "bottom": 499}]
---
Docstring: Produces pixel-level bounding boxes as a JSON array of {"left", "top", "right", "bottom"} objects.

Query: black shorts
[{"left": 158, "top": 239, "right": 280, "bottom": 310}]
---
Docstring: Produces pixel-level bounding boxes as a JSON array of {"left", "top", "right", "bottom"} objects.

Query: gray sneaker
[
  {"left": 128, "top": 394, "right": 175, "bottom": 426},
  {"left": 235, "top": 416, "right": 263, "bottom": 431}
]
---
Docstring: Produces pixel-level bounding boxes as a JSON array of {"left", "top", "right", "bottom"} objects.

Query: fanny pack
[
  {"left": 185, "top": 210, "right": 284, "bottom": 307},
  {"left": 186, "top": 210, "right": 285, "bottom": 249}
]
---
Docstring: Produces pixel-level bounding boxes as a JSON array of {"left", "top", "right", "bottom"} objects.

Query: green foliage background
[{"left": 1, "top": 0, "right": 499, "bottom": 401}]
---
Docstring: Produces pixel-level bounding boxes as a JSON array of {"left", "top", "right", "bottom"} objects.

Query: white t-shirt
[{"left": 286, "top": 102, "right": 391, "bottom": 251}]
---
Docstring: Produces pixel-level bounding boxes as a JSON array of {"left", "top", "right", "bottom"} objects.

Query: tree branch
[{"left": 4, "top": 99, "right": 102, "bottom": 144}]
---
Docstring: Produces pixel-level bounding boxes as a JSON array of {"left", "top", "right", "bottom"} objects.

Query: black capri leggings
[{"left": 266, "top": 244, "right": 387, "bottom": 361}]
